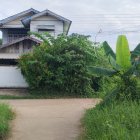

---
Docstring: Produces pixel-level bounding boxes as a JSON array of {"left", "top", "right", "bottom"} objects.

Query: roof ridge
[
  {"left": 31, "top": 9, "right": 72, "bottom": 22},
  {"left": 0, "top": 8, "right": 40, "bottom": 25}
]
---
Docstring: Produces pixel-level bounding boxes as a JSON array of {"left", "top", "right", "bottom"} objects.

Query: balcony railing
[{"left": 8, "top": 34, "right": 27, "bottom": 43}]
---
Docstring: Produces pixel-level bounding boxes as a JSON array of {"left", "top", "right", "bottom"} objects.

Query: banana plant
[{"left": 88, "top": 35, "right": 140, "bottom": 106}]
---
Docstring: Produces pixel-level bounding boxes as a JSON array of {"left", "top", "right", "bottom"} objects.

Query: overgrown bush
[
  {"left": 89, "top": 35, "right": 140, "bottom": 104},
  {"left": 19, "top": 33, "right": 108, "bottom": 96}
]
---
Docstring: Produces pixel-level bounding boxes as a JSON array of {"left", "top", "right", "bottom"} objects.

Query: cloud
[{"left": 0, "top": 0, "right": 140, "bottom": 50}]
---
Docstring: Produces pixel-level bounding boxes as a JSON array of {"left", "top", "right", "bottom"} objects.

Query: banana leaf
[
  {"left": 102, "top": 41, "right": 116, "bottom": 59},
  {"left": 116, "top": 35, "right": 132, "bottom": 70},
  {"left": 131, "top": 43, "right": 140, "bottom": 59},
  {"left": 109, "top": 55, "right": 121, "bottom": 71}
]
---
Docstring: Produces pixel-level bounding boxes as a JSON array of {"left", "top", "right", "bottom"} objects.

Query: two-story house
[
  {"left": 0, "top": 8, "right": 71, "bottom": 54},
  {"left": 0, "top": 8, "right": 71, "bottom": 88}
]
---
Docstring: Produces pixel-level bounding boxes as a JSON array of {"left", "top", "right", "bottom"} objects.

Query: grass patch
[
  {"left": 81, "top": 101, "right": 140, "bottom": 140},
  {"left": 0, "top": 104, "right": 14, "bottom": 140}
]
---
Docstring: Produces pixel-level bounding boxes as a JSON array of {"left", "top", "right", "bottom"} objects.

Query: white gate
[{"left": 0, "top": 66, "right": 28, "bottom": 88}]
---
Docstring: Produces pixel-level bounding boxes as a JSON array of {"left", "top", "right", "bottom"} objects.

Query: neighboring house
[
  {"left": 0, "top": 8, "right": 71, "bottom": 88},
  {"left": 0, "top": 8, "right": 71, "bottom": 53}
]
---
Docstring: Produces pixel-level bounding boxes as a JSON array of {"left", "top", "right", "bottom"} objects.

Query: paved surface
[{"left": 1, "top": 99, "right": 99, "bottom": 140}]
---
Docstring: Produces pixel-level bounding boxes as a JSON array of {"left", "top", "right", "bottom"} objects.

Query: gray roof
[
  {"left": 0, "top": 53, "right": 20, "bottom": 59},
  {"left": 31, "top": 9, "right": 71, "bottom": 23},
  {"left": 0, "top": 8, "right": 39, "bottom": 26},
  {"left": 0, "top": 36, "right": 42, "bottom": 49}
]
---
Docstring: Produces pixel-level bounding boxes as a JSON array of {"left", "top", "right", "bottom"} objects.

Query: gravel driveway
[{"left": 1, "top": 99, "right": 99, "bottom": 140}]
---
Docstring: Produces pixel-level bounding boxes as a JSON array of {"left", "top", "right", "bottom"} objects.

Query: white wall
[
  {"left": 0, "top": 66, "right": 28, "bottom": 88},
  {"left": 30, "top": 15, "right": 64, "bottom": 37}
]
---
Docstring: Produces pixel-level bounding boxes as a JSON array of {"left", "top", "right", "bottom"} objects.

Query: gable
[
  {"left": 30, "top": 15, "right": 64, "bottom": 36},
  {"left": 29, "top": 10, "right": 71, "bottom": 34},
  {"left": 3, "top": 17, "right": 25, "bottom": 28},
  {"left": 0, "top": 8, "right": 39, "bottom": 28},
  {"left": 32, "top": 15, "right": 58, "bottom": 21},
  {"left": 31, "top": 15, "right": 63, "bottom": 27},
  {"left": 3, "top": 13, "right": 34, "bottom": 28}
]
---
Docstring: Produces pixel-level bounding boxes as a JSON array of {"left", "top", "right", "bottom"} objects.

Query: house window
[
  {"left": 8, "top": 29, "right": 29, "bottom": 42},
  {"left": 38, "top": 29, "right": 55, "bottom": 36},
  {"left": 0, "top": 59, "right": 17, "bottom": 66}
]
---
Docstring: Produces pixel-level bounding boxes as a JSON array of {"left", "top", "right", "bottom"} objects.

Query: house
[
  {"left": 0, "top": 8, "right": 71, "bottom": 88},
  {"left": 0, "top": 8, "right": 71, "bottom": 53}
]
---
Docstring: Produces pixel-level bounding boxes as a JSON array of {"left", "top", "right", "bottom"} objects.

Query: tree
[
  {"left": 19, "top": 33, "right": 108, "bottom": 96},
  {"left": 88, "top": 35, "right": 140, "bottom": 105}
]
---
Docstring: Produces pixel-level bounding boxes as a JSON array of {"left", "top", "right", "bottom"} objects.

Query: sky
[{"left": 0, "top": 0, "right": 140, "bottom": 50}]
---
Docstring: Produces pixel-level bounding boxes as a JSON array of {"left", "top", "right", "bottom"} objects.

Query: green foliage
[
  {"left": 131, "top": 43, "right": 140, "bottom": 60},
  {"left": 82, "top": 101, "right": 140, "bottom": 140},
  {"left": 88, "top": 35, "right": 140, "bottom": 104},
  {"left": 19, "top": 33, "right": 107, "bottom": 96},
  {"left": 81, "top": 35, "right": 140, "bottom": 140},
  {"left": 88, "top": 66, "right": 116, "bottom": 76},
  {"left": 116, "top": 35, "right": 131, "bottom": 70},
  {"left": 93, "top": 76, "right": 116, "bottom": 98},
  {"left": 102, "top": 41, "right": 116, "bottom": 59},
  {"left": 0, "top": 104, "right": 14, "bottom": 140}
]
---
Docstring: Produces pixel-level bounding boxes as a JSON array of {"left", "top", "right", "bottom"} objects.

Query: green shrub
[
  {"left": 82, "top": 101, "right": 140, "bottom": 140},
  {"left": 0, "top": 104, "right": 14, "bottom": 140},
  {"left": 88, "top": 35, "right": 140, "bottom": 104},
  {"left": 94, "top": 76, "right": 117, "bottom": 98},
  {"left": 19, "top": 33, "right": 109, "bottom": 96}
]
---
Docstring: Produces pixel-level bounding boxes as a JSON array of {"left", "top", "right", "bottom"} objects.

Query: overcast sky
[{"left": 0, "top": 0, "right": 140, "bottom": 50}]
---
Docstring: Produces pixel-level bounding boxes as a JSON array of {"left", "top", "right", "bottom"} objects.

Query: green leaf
[
  {"left": 28, "top": 60, "right": 38, "bottom": 65},
  {"left": 29, "top": 32, "right": 51, "bottom": 47},
  {"left": 100, "top": 87, "right": 120, "bottom": 107},
  {"left": 109, "top": 55, "right": 121, "bottom": 71},
  {"left": 102, "top": 41, "right": 116, "bottom": 59},
  {"left": 131, "top": 43, "right": 140, "bottom": 59},
  {"left": 88, "top": 66, "right": 117, "bottom": 76},
  {"left": 133, "top": 60, "right": 140, "bottom": 76},
  {"left": 124, "top": 65, "right": 136, "bottom": 76},
  {"left": 134, "top": 58, "right": 140, "bottom": 66},
  {"left": 116, "top": 35, "right": 131, "bottom": 70}
]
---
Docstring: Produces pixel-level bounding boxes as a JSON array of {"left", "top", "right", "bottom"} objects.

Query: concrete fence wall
[{"left": 0, "top": 66, "right": 28, "bottom": 88}]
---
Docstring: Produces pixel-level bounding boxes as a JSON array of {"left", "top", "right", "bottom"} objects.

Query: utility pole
[{"left": 94, "top": 29, "right": 102, "bottom": 45}]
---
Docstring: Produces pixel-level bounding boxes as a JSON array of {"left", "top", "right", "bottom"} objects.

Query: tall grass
[
  {"left": 0, "top": 104, "right": 14, "bottom": 140},
  {"left": 82, "top": 101, "right": 140, "bottom": 140}
]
